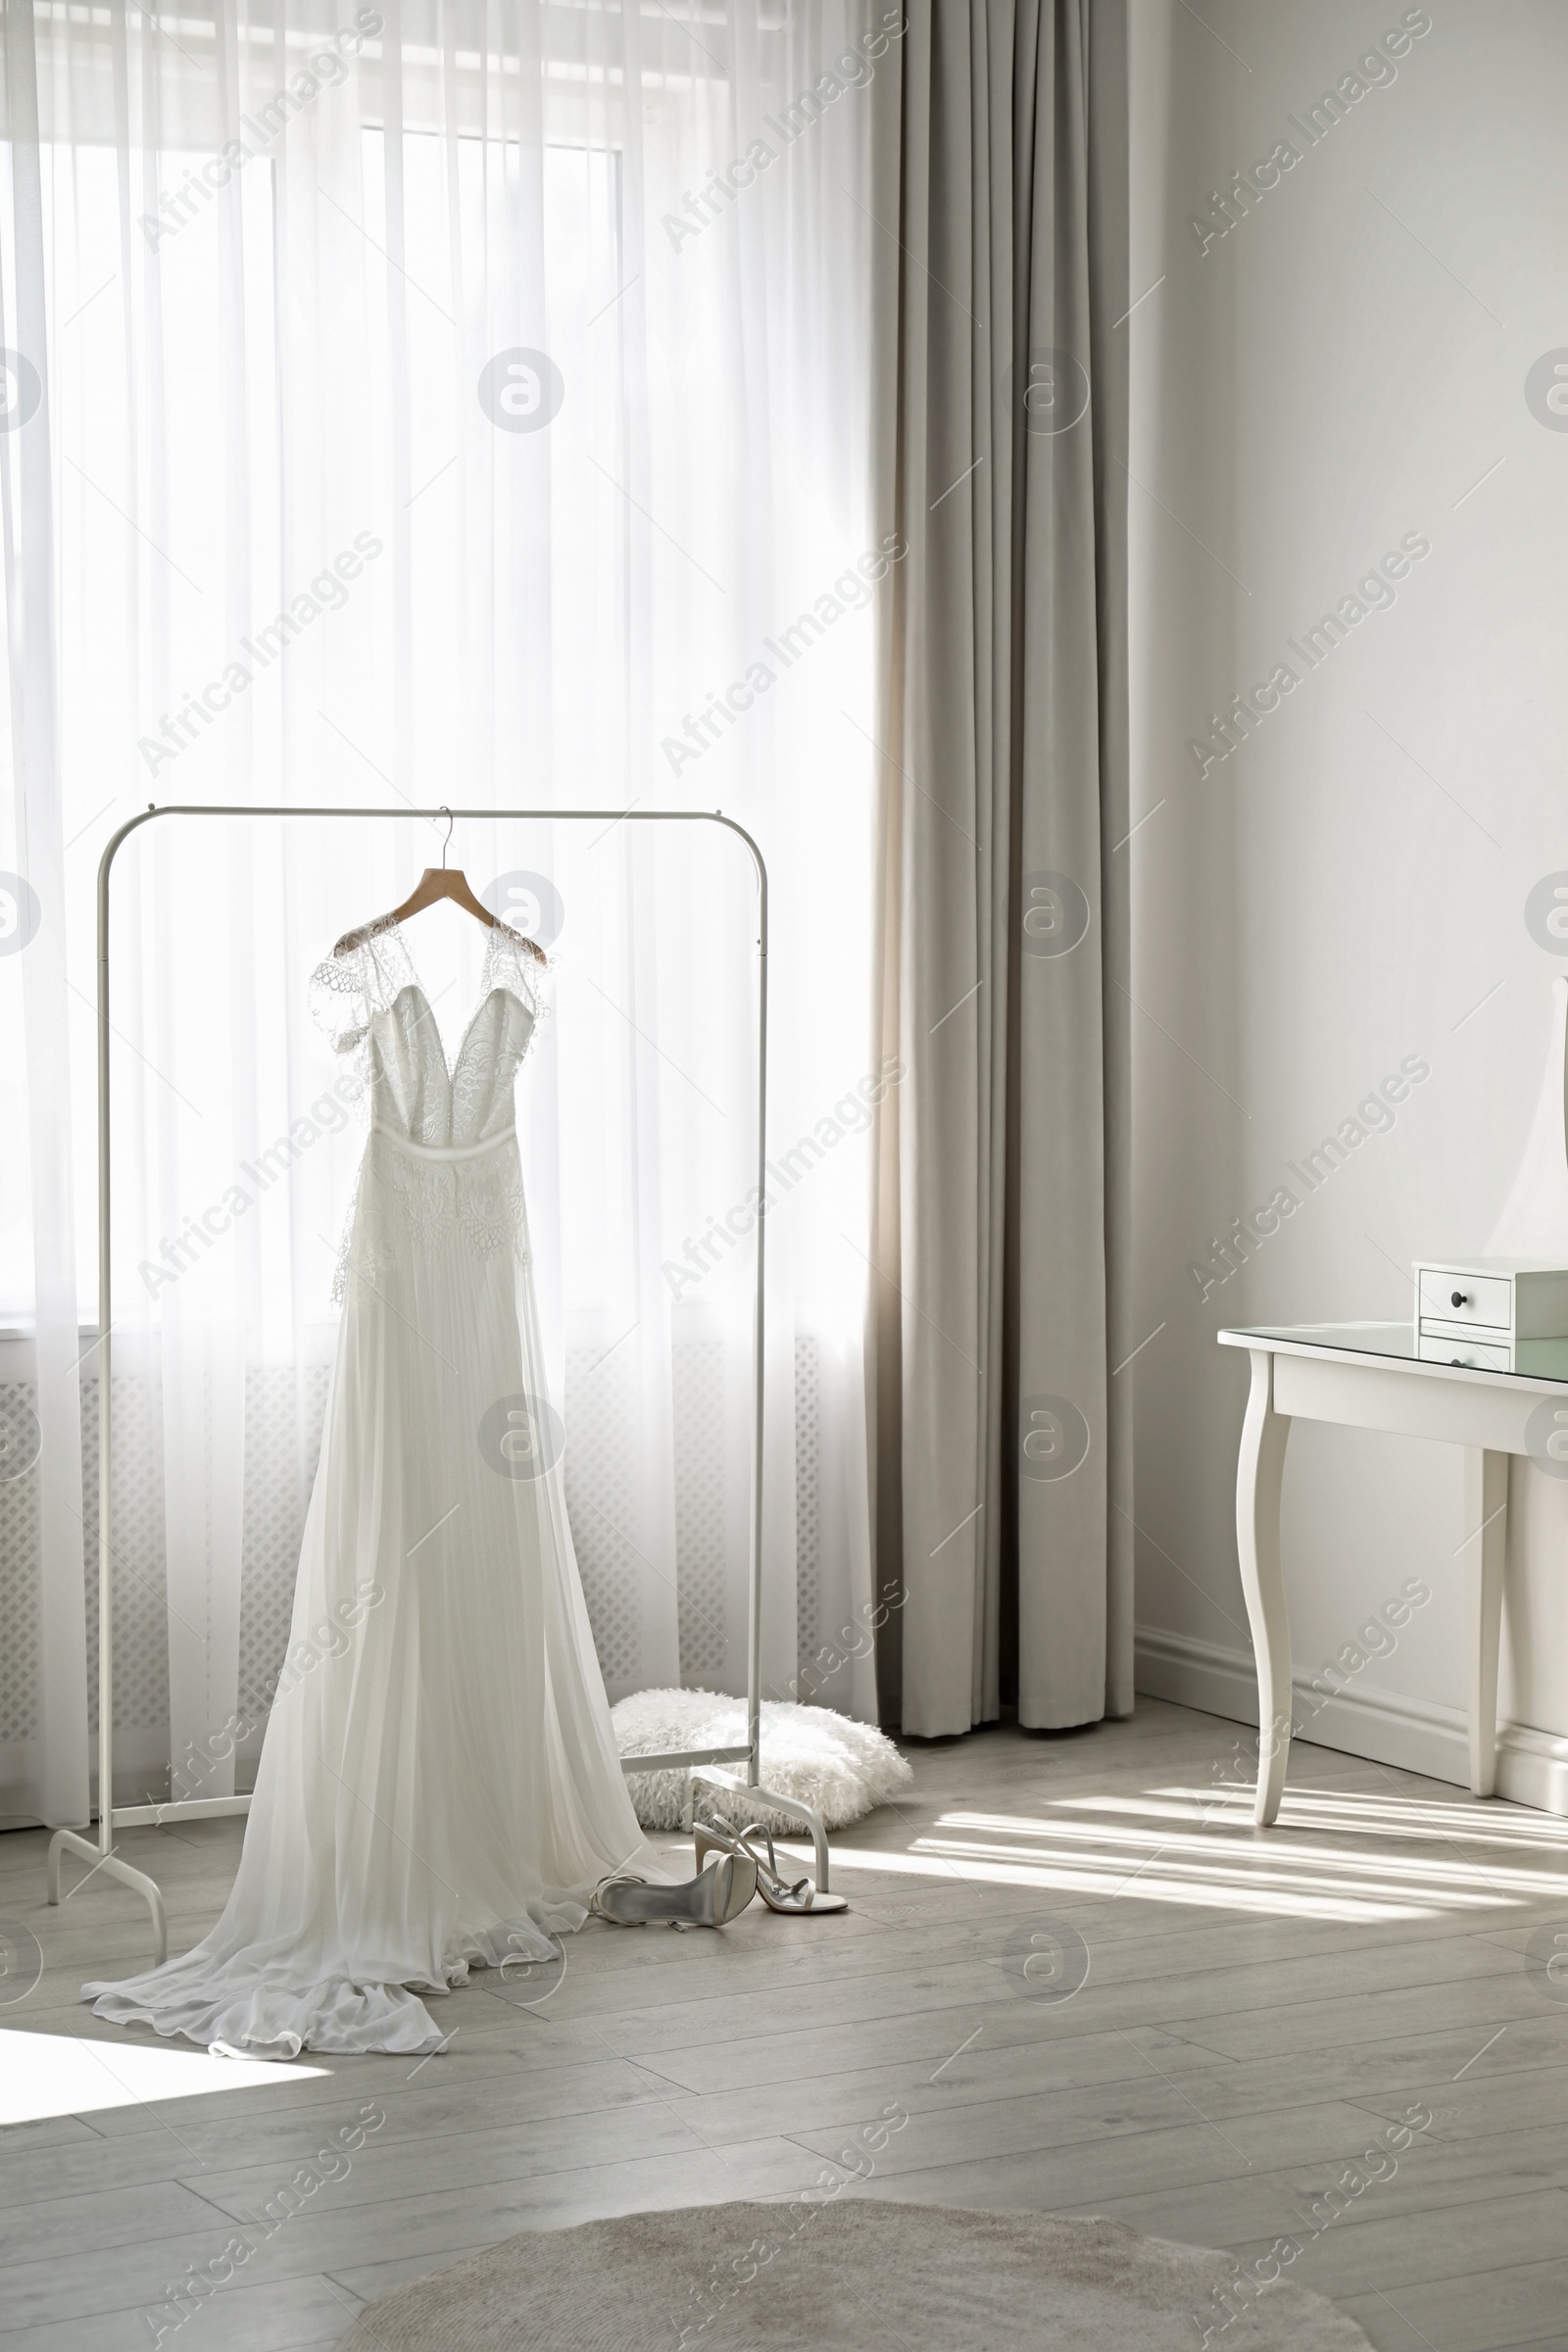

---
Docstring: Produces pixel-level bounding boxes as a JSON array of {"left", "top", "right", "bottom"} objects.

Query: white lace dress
[{"left": 85, "top": 922, "right": 665, "bottom": 2057}]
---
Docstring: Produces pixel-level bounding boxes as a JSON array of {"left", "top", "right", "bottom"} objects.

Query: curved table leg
[
  {"left": 1463, "top": 1447, "right": 1507, "bottom": 1799},
  {"left": 1237, "top": 1348, "right": 1293, "bottom": 1827}
]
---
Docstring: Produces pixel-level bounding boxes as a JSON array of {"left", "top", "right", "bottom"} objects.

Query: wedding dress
[{"left": 85, "top": 919, "right": 667, "bottom": 2057}]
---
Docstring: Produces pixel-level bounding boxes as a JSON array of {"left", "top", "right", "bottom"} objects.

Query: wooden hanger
[{"left": 334, "top": 808, "right": 545, "bottom": 962}]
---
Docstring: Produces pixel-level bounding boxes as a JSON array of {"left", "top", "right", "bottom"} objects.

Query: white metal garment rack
[{"left": 47, "top": 801, "right": 831, "bottom": 1965}]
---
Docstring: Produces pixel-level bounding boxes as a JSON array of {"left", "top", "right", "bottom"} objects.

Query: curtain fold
[
  {"left": 1, "top": 0, "right": 89, "bottom": 1832},
  {"left": 871, "top": 0, "right": 1131, "bottom": 1738}
]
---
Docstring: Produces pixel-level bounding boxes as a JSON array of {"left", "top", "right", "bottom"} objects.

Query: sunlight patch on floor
[
  {"left": 936, "top": 1812, "right": 1559, "bottom": 1896},
  {"left": 1152, "top": 1785, "right": 1568, "bottom": 1848},
  {"left": 0, "top": 2030, "right": 330, "bottom": 2128},
  {"left": 817, "top": 1840, "right": 1434, "bottom": 1919},
  {"left": 817, "top": 1779, "right": 1561, "bottom": 1922}
]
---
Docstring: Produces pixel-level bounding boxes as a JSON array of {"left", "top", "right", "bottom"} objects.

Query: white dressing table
[{"left": 1218, "top": 1321, "right": 1568, "bottom": 1825}]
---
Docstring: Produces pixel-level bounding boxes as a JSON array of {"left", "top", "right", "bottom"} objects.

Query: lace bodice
[
  {"left": 310, "top": 921, "right": 544, "bottom": 1146},
  {"left": 311, "top": 921, "right": 546, "bottom": 1306}
]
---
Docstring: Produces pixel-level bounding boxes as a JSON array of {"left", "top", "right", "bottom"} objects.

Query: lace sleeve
[
  {"left": 488, "top": 927, "right": 549, "bottom": 1035},
  {"left": 309, "top": 949, "right": 370, "bottom": 1054}
]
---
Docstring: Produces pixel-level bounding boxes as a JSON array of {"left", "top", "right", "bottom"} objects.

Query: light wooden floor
[{"left": 3, "top": 1699, "right": 1567, "bottom": 2351}]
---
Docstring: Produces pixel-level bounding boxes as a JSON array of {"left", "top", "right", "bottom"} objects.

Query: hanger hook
[{"left": 438, "top": 807, "right": 453, "bottom": 869}]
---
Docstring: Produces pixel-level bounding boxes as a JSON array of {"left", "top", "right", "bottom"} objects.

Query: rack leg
[
  {"left": 686, "top": 1767, "right": 833, "bottom": 1895},
  {"left": 752, "top": 1785, "right": 832, "bottom": 1895},
  {"left": 48, "top": 1828, "right": 169, "bottom": 1965}
]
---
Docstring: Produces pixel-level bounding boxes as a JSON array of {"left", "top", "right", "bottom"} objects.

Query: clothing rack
[{"left": 47, "top": 802, "right": 829, "bottom": 1968}]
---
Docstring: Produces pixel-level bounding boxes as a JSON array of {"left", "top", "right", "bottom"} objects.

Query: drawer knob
[{"left": 1451, "top": 1291, "right": 1468, "bottom": 1307}]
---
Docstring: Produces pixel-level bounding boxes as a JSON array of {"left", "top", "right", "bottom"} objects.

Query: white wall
[{"left": 1127, "top": 0, "right": 1568, "bottom": 1806}]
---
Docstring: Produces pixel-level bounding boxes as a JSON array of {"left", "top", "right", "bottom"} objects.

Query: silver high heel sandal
[
  {"left": 590, "top": 1851, "right": 758, "bottom": 1929},
  {"left": 694, "top": 1816, "right": 849, "bottom": 1915}
]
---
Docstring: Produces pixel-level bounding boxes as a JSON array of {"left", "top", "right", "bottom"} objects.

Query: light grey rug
[{"left": 334, "top": 2199, "right": 1373, "bottom": 2349}]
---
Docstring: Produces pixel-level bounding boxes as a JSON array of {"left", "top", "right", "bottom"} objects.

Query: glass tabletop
[{"left": 1219, "top": 1320, "right": 1568, "bottom": 1384}]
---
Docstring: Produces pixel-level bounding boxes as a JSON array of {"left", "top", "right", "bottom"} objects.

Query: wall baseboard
[{"left": 1135, "top": 1624, "right": 1568, "bottom": 1818}]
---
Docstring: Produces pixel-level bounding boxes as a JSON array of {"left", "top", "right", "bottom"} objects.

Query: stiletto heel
[
  {"left": 693, "top": 1816, "right": 849, "bottom": 1915},
  {"left": 590, "top": 1852, "right": 758, "bottom": 1929}
]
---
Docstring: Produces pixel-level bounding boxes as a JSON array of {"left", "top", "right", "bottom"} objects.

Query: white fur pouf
[{"left": 612, "top": 1688, "right": 913, "bottom": 1834}]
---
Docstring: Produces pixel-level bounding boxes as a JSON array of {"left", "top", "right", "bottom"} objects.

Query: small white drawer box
[
  {"left": 1416, "top": 1331, "right": 1514, "bottom": 1371},
  {"left": 1413, "top": 1257, "right": 1568, "bottom": 1342}
]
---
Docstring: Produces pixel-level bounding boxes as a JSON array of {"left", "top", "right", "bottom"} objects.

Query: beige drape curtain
[{"left": 868, "top": 0, "right": 1132, "bottom": 1738}]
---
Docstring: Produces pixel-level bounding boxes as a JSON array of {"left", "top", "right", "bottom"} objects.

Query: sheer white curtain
[{"left": 0, "top": 0, "right": 892, "bottom": 1829}]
